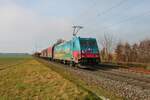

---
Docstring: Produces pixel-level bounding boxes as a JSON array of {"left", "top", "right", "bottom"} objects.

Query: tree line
[
  {"left": 100, "top": 34, "right": 150, "bottom": 64},
  {"left": 115, "top": 39, "right": 150, "bottom": 63}
]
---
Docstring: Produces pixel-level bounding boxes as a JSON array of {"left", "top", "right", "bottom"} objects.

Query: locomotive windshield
[
  {"left": 80, "top": 39, "right": 98, "bottom": 51},
  {"left": 80, "top": 40, "right": 97, "bottom": 47}
]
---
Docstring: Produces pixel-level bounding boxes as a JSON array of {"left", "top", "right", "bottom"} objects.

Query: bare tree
[
  {"left": 131, "top": 43, "right": 138, "bottom": 62},
  {"left": 115, "top": 42, "right": 125, "bottom": 62},
  {"left": 138, "top": 39, "right": 150, "bottom": 63},
  {"left": 124, "top": 42, "right": 131, "bottom": 62},
  {"left": 100, "top": 33, "right": 116, "bottom": 62}
]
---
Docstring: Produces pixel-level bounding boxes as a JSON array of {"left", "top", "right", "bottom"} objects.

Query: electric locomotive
[{"left": 53, "top": 36, "right": 100, "bottom": 66}]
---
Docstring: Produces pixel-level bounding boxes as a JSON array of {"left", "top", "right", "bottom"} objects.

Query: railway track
[
  {"left": 44, "top": 60, "right": 150, "bottom": 89},
  {"left": 71, "top": 64, "right": 150, "bottom": 99},
  {"left": 79, "top": 64, "right": 150, "bottom": 88},
  {"left": 38, "top": 58, "right": 150, "bottom": 99},
  {"left": 67, "top": 67, "right": 149, "bottom": 91},
  {"left": 92, "top": 68, "right": 150, "bottom": 89}
]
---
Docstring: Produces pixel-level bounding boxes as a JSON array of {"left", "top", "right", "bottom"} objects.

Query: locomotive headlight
[{"left": 82, "top": 50, "right": 85, "bottom": 53}]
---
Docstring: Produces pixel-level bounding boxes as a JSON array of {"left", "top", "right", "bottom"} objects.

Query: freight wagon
[
  {"left": 40, "top": 49, "right": 48, "bottom": 58},
  {"left": 40, "top": 47, "right": 52, "bottom": 60}
]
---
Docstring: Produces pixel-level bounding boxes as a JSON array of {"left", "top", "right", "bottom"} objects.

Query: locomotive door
[{"left": 72, "top": 41, "right": 75, "bottom": 61}]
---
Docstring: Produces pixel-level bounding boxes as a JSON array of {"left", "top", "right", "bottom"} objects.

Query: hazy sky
[{"left": 0, "top": 0, "right": 150, "bottom": 53}]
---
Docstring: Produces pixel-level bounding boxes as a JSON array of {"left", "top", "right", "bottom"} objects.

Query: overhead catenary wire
[
  {"left": 79, "top": 0, "right": 150, "bottom": 35},
  {"left": 79, "top": 0, "right": 128, "bottom": 25},
  {"left": 97, "top": 0, "right": 127, "bottom": 17},
  {"left": 75, "top": 0, "right": 98, "bottom": 19},
  {"left": 88, "top": 11, "right": 150, "bottom": 35},
  {"left": 73, "top": 0, "right": 150, "bottom": 39},
  {"left": 103, "top": 10, "right": 150, "bottom": 30}
]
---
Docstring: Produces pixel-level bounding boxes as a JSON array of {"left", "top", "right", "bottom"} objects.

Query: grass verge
[
  {"left": 36, "top": 58, "right": 123, "bottom": 100},
  {"left": 0, "top": 56, "right": 100, "bottom": 100}
]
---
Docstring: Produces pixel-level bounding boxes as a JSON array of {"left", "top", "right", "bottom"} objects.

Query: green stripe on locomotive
[{"left": 54, "top": 40, "right": 73, "bottom": 61}]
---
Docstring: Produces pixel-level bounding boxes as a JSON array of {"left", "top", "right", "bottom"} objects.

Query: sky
[{"left": 0, "top": 0, "right": 150, "bottom": 53}]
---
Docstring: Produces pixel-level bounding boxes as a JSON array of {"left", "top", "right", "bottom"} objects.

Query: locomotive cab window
[{"left": 80, "top": 40, "right": 97, "bottom": 48}]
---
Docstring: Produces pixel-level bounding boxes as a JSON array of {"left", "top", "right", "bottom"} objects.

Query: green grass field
[
  {"left": 0, "top": 55, "right": 32, "bottom": 69},
  {"left": 0, "top": 55, "right": 99, "bottom": 100}
]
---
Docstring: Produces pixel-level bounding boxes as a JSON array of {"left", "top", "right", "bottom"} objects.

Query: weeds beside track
[{"left": 36, "top": 58, "right": 150, "bottom": 100}]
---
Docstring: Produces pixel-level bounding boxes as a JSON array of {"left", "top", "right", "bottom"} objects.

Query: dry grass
[
  {"left": 36, "top": 58, "right": 120, "bottom": 100},
  {"left": 0, "top": 56, "right": 95, "bottom": 100}
]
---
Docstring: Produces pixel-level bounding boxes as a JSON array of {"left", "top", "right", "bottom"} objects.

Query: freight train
[{"left": 39, "top": 36, "right": 100, "bottom": 67}]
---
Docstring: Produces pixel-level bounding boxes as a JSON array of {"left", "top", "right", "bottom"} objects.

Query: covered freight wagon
[
  {"left": 40, "top": 47, "right": 52, "bottom": 59},
  {"left": 47, "top": 47, "right": 53, "bottom": 60},
  {"left": 40, "top": 49, "right": 48, "bottom": 58}
]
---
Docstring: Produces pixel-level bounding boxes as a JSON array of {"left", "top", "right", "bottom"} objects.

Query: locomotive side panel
[{"left": 54, "top": 41, "right": 72, "bottom": 61}]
